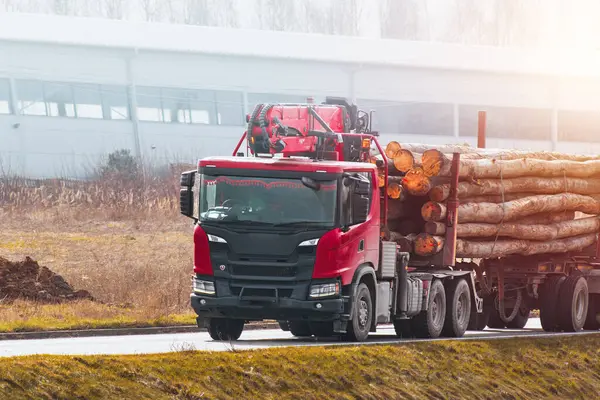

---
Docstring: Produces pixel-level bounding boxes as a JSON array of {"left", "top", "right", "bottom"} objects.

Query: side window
[
  {"left": 342, "top": 172, "right": 372, "bottom": 227},
  {"left": 356, "top": 171, "right": 373, "bottom": 213}
]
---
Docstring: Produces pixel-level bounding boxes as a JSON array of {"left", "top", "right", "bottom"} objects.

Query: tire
[
  {"left": 344, "top": 283, "right": 373, "bottom": 342},
  {"left": 584, "top": 294, "right": 600, "bottom": 330},
  {"left": 207, "top": 318, "right": 244, "bottom": 341},
  {"left": 558, "top": 275, "right": 589, "bottom": 332},
  {"left": 278, "top": 321, "right": 289, "bottom": 331},
  {"left": 411, "top": 279, "right": 446, "bottom": 339},
  {"left": 393, "top": 319, "right": 413, "bottom": 338},
  {"left": 289, "top": 321, "right": 312, "bottom": 337},
  {"left": 540, "top": 275, "right": 566, "bottom": 332},
  {"left": 487, "top": 308, "right": 506, "bottom": 329},
  {"left": 442, "top": 279, "right": 471, "bottom": 337},
  {"left": 505, "top": 306, "right": 530, "bottom": 329},
  {"left": 468, "top": 300, "right": 491, "bottom": 331}
]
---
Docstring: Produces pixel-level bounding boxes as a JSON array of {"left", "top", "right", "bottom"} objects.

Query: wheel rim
[
  {"left": 358, "top": 298, "right": 369, "bottom": 330},
  {"left": 457, "top": 291, "right": 469, "bottom": 327},
  {"left": 575, "top": 288, "right": 586, "bottom": 322},
  {"left": 432, "top": 292, "right": 444, "bottom": 327}
]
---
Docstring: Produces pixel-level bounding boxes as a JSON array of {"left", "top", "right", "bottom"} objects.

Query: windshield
[{"left": 199, "top": 175, "right": 337, "bottom": 228}]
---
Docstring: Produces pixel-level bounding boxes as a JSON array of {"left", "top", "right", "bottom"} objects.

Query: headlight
[
  {"left": 299, "top": 238, "right": 319, "bottom": 247},
  {"left": 193, "top": 278, "right": 216, "bottom": 295},
  {"left": 309, "top": 282, "right": 340, "bottom": 298},
  {"left": 207, "top": 234, "right": 227, "bottom": 243}
]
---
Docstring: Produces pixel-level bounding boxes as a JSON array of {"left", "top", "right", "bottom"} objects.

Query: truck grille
[{"left": 230, "top": 265, "right": 297, "bottom": 278}]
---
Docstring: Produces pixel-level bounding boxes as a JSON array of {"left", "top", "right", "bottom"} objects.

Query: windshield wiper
[
  {"left": 273, "top": 221, "right": 330, "bottom": 228},
  {"left": 202, "top": 219, "right": 274, "bottom": 227}
]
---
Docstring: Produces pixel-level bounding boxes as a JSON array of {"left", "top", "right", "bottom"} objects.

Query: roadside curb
[{"left": 0, "top": 322, "right": 281, "bottom": 341}]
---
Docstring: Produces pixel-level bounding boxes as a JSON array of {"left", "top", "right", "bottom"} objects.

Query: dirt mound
[{"left": 0, "top": 256, "right": 93, "bottom": 303}]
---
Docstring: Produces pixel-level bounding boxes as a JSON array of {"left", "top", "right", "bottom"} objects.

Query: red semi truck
[{"left": 179, "top": 97, "right": 600, "bottom": 341}]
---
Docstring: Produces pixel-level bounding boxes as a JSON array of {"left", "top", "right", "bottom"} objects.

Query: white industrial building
[{"left": 1, "top": 12, "right": 600, "bottom": 179}]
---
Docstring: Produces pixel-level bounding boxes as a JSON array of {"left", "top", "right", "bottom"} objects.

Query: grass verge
[
  {"left": 1, "top": 335, "right": 599, "bottom": 399},
  {"left": 0, "top": 301, "right": 196, "bottom": 333}
]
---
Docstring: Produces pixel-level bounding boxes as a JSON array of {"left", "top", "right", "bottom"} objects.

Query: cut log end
[
  {"left": 414, "top": 233, "right": 445, "bottom": 256},
  {"left": 387, "top": 182, "right": 404, "bottom": 200},
  {"left": 385, "top": 141, "right": 402, "bottom": 159},
  {"left": 393, "top": 149, "right": 416, "bottom": 174},
  {"left": 421, "top": 201, "right": 447, "bottom": 222},
  {"left": 421, "top": 149, "right": 446, "bottom": 177},
  {"left": 402, "top": 168, "right": 432, "bottom": 196}
]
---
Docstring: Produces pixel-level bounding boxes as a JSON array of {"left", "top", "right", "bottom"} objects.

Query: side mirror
[
  {"left": 352, "top": 194, "right": 369, "bottom": 224},
  {"left": 353, "top": 179, "right": 370, "bottom": 196},
  {"left": 180, "top": 170, "right": 196, "bottom": 220}
]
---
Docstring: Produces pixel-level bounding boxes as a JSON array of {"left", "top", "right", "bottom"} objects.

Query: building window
[
  {"left": 459, "top": 105, "right": 551, "bottom": 140},
  {"left": 558, "top": 110, "right": 600, "bottom": 142},
  {"left": 16, "top": 80, "right": 47, "bottom": 116},
  {"left": 247, "top": 93, "right": 323, "bottom": 113},
  {"left": 136, "top": 86, "right": 242, "bottom": 125},
  {"left": 0, "top": 78, "right": 12, "bottom": 114},
  {"left": 15, "top": 80, "right": 130, "bottom": 120},
  {"left": 102, "top": 85, "right": 130, "bottom": 120},
  {"left": 359, "top": 99, "right": 454, "bottom": 136},
  {"left": 72, "top": 83, "right": 103, "bottom": 119},
  {"left": 216, "top": 90, "right": 243, "bottom": 125}
]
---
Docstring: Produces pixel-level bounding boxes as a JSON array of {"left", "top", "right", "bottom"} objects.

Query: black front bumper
[{"left": 191, "top": 287, "right": 345, "bottom": 322}]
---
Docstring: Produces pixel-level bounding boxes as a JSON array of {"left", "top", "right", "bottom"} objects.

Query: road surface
[{"left": 0, "top": 318, "right": 597, "bottom": 358}]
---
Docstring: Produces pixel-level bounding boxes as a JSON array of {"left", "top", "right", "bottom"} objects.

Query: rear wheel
[
  {"left": 344, "top": 283, "right": 373, "bottom": 342},
  {"left": 584, "top": 294, "right": 600, "bottom": 330},
  {"left": 207, "top": 318, "right": 244, "bottom": 341},
  {"left": 289, "top": 321, "right": 312, "bottom": 337},
  {"left": 487, "top": 308, "right": 506, "bottom": 329},
  {"left": 505, "top": 305, "right": 530, "bottom": 329},
  {"left": 442, "top": 279, "right": 471, "bottom": 337},
  {"left": 411, "top": 279, "right": 446, "bottom": 339},
  {"left": 468, "top": 299, "right": 491, "bottom": 331},
  {"left": 540, "top": 275, "right": 566, "bottom": 332},
  {"left": 558, "top": 275, "right": 588, "bottom": 332}
]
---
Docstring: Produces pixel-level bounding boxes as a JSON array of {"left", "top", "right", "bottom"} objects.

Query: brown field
[{"left": 0, "top": 166, "right": 198, "bottom": 330}]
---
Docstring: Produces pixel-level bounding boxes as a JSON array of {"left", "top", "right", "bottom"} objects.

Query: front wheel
[
  {"left": 344, "top": 283, "right": 373, "bottom": 342},
  {"left": 207, "top": 318, "right": 244, "bottom": 341}
]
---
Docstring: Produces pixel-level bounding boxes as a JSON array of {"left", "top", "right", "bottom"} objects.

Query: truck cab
[{"left": 182, "top": 155, "right": 382, "bottom": 341}]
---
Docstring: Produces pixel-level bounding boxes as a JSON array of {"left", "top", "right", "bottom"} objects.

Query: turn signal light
[{"left": 361, "top": 138, "right": 371, "bottom": 148}]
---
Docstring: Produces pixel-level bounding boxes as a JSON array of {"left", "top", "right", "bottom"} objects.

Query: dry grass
[
  {"left": 1, "top": 335, "right": 600, "bottom": 399},
  {"left": 0, "top": 300, "right": 196, "bottom": 333},
  {"left": 0, "top": 167, "right": 198, "bottom": 328}
]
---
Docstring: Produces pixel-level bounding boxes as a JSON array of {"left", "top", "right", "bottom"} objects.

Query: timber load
[{"left": 378, "top": 141, "right": 600, "bottom": 259}]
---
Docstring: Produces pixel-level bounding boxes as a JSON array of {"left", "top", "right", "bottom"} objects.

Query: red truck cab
[{"left": 185, "top": 155, "right": 381, "bottom": 341}]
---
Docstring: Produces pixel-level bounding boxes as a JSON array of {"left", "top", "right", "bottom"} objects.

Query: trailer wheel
[
  {"left": 584, "top": 294, "right": 600, "bottom": 330},
  {"left": 468, "top": 299, "right": 491, "bottom": 331},
  {"left": 540, "top": 275, "right": 566, "bottom": 332},
  {"left": 505, "top": 306, "right": 530, "bottom": 329},
  {"left": 207, "top": 318, "right": 244, "bottom": 341},
  {"left": 442, "top": 279, "right": 471, "bottom": 337},
  {"left": 411, "top": 279, "right": 446, "bottom": 339},
  {"left": 558, "top": 275, "right": 589, "bottom": 332},
  {"left": 288, "top": 321, "right": 312, "bottom": 337},
  {"left": 344, "top": 283, "right": 373, "bottom": 342},
  {"left": 487, "top": 308, "right": 506, "bottom": 329}
]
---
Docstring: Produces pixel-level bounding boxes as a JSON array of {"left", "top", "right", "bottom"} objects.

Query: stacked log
[{"left": 381, "top": 141, "right": 600, "bottom": 259}]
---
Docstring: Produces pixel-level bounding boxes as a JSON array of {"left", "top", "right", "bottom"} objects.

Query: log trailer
[{"left": 179, "top": 97, "right": 600, "bottom": 341}]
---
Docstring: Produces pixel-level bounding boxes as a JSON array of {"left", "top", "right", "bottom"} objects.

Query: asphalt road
[{"left": 1, "top": 318, "right": 597, "bottom": 358}]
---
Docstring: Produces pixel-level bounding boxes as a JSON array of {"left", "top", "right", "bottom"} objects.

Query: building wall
[{"left": 2, "top": 39, "right": 600, "bottom": 179}]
